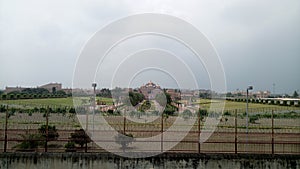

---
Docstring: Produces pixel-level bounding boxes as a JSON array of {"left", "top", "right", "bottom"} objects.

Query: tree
[
  {"left": 21, "top": 88, "right": 49, "bottom": 95},
  {"left": 128, "top": 91, "right": 144, "bottom": 106},
  {"left": 9, "top": 94, "right": 15, "bottom": 100},
  {"left": 97, "top": 88, "right": 112, "bottom": 98},
  {"left": 155, "top": 92, "right": 172, "bottom": 106},
  {"left": 38, "top": 125, "right": 59, "bottom": 141},
  {"left": 1, "top": 94, "right": 7, "bottom": 100},
  {"left": 199, "top": 109, "right": 208, "bottom": 117},
  {"left": 56, "top": 90, "right": 67, "bottom": 96},
  {"left": 69, "top": 107, "right": 76, "bottom": 114},
  {"left": 226, "top": 92, "right": 233, "bottom": 97},
  {"left": 70, "top": 129, "right": 91, "bottom": 148},
  {"left": 115, "top": 132, "right": 135, "bottom": 150},
  {"left": 139, "top": 100, "right": 151, "bottom": 112},
  {"left": 293, "top": 91, "right": 299, "bottom": 98},
  {"left": 163, "top": 104, "right": 177, "bottom": 116},
  {"left": 182, "top": 109, "right": 192, "bottom": 120},
  {"left": 0, "top": 105, "right": 7, "bottom": 112}
]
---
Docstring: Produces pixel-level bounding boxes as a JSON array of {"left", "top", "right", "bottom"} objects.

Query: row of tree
[
  {"left": 0, "top": 88, "right": 69, "bottom": 100},
  {"left": 13, "top": 124, "right": 92, "bottom": 151}
]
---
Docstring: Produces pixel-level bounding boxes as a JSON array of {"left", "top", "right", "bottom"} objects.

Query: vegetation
[
  {"left": 1, "top": 88, "right": 68, "bottom": 100},
  {"left": 139, "top": 100, "right": 151, "bottom": 112},
  {"left": 155, "top": 92, "right": 172, "bottom": 106},
  {"left": 182, "top": 109, "right": 192, "bottom": 120},
  {"left": 129, "top": 91, "right": 145, "bottom": 106},
  {"left": 293, "top": 91, "right": 299, "bottom": 98},
  {"left": 250, "top": 111, "right": 300, "bottom": 119},
  {"left": 64, "top": 142, "right": 76, "bottom": 152},
  {"left": 155, "top": 92, "right": 177, "bottom": 116},
  {"left": 199, "top": 109, "right": 208, "bottom": 117},
  {"left": 114, "top": 132, "right": 135, "bottom": 150},
  {"left": 249, "top": 115, "right": 259, "bottom": 123},
  {"left": 97, "top": 88, "right": 112, "bottom": 98},
  {"left": 38, "top": 124, "right": 59, "bottom": 141},
  {"left": 163, "top": 104, "right": 177, "bottom": 116},
  {"left": 13, "top": 133, "right": 42, "bottom": 151},
  {"left": 70, "top": 129, "right": 91, "bottom": 148},
  {"left": 198, "top": 99, "right": 300, "bottom": 110}
]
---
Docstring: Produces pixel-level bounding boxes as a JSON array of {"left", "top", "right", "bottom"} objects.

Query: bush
[
  {"left": 139, "top": 100, "right": 151, "bottom": 112},
  {"left": 249, "top": 115, "right": 259, "bottom": 123},
  {"left": 182, "top": 109, "right": 192, "bottom": 120},
  {"left": 69, "top": 107, "right": 76, "bottom": 114},
  {"left": 163, "top": 104, "right": 177, "bottom": 116},
  {"left": 224, "top": 111, "right": 231, "bottom": 116},
  {"left": 13, "top": 134, "right": 42, "bottom": 151},
  {"left": 70, "top": 129, "right": 91, "bottom": 148},
  {"left": 115, "top": 132, "right": 135, "bottom": 150},
  {"left": 65, "top": 142, "right": 76, "bottom": 149},
  {"left": 199, "top": 109, "right": 208, "bottom": 117},
  {"left": 38, "top": 125, "right": 59, "bottom": 141}
]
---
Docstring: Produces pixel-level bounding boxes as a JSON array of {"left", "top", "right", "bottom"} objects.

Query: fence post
[
  {"left": 272, "top": 110, "right": 274, "bottom": 155},
  {"left": 235, "top": 109, "right": 237, "bottom": 154},
  {"left": 198, "top": 109, "right": 201, "bottom": 154},
  {"left": 4, "top": 105, "right": 8, "bottom": 153},
  {"left": 85, "top": 106, "right": 88, "bottom": 153},
  {"left": 123, "top": 116, "right": 126, "bottom": 134},
  {"left": 161, "top": 112, "right": 163, "bottom": 152},
  {"left": 45, "top": 106, "right": 49, "bottom": 152}
]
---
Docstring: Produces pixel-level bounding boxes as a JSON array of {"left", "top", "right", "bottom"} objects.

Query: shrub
[
  {"left": 115, "top": 132, "right": 135, "bottom": 150},
  {"left": 13, "top": 134, "right": 42, "bottom": 151},
  {"left": 182, "top": 109, "right": 192, "bottom": 120},
  {"left": 70, "top": 129, "right": 91, "bottom": 148},
  {"left": 199, "top": 109, "right": 208, "bottom": 117},
  {"left": 38, "top": 125, "right": 59, "bottom": 141},
  {"left": 65, "top": 142, "right": 76, "bottom": 149},
  {"left": 249, "top": 115, "right": 259, "bottom": 123},
  {"left": 224, "top": 111, "right": 231, "bottom": 116}
]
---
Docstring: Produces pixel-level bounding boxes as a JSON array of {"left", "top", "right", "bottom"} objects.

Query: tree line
[{"left": 0, "top": 88, "right": 68, "bottom": 100}]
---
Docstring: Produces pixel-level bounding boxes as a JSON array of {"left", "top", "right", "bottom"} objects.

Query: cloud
[{"left": 0, "top": 0, "right": 299, "bottom": 93}]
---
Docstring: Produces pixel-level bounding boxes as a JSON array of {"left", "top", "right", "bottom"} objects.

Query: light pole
[
  {"left": 92, "top": 83, "right": 97, "bottom": 135},
  {"left": 246, "top": 85, "right": 253, "bottom": 134}
]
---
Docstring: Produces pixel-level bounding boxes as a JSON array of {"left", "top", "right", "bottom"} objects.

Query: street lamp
[
  {"left": 92, "top": 83, "right": 97, "bottom": 134},
  {"left": 246, "top": 85, "right": 253, "bottom": 134}
]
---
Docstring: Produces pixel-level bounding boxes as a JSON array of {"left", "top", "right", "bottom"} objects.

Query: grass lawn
[
  {"left": 195, "top": 99, "right": 300, "bottom": 113},
  {"left": 0, "top": 97, "right": 113, "bottom": 108}
]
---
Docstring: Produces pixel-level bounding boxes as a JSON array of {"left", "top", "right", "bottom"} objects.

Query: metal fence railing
[{"left": 0, "top": 106, "right": 299, "bottom": 154}]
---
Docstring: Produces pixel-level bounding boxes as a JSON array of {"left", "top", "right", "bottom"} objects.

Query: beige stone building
[
  {"left": 5, "top": 82, "right": 62, "bottom": 94},
  {"left": 39, "top": 83, "right": 62, "bottom": 93}
]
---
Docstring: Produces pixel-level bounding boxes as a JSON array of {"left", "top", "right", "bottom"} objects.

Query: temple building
[{"left": 139, "top": 81, "right": 162, "bottom": 99}]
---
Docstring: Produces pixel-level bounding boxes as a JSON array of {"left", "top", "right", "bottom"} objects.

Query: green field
[
  {"left": 197, "top": 99, "right": 300, "bottom": 112},
  {"left": 0, "top": 98, "right": 299, "bottom": 112},
  {"left": 0, "top": 97, "right": 113, "bottom": 108}
]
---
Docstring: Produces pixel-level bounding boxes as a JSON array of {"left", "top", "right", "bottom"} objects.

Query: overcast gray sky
[{"left": 0, "top": 0, "right": 299, "bottom": 94}]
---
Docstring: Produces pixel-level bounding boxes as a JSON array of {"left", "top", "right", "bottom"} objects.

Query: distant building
[
  {"left": 62, "top": 88, "right": 72, "bottom": 94},
  {"left": 5, "top": 82, "right": 63, "bottom": 94},
  {"left": 181, "top": 90, "right": 194, "bottom": 98},
  {"left": 5, "top": 86, "right": 27, "bottom": 94},
  {"left": 230, "top": 90, "right": 271, "bottom": 98},
  {"left": 254, "top": 91, "right": 271, "bottom": 98},
  {"left": 165, "top": 89, "right": 181, "bottom": 101},
  {"left": 139, "top": 81, "right": 162, "bottom": 99},
  {"left": 39, "top": 83, "right": 62, "bottom": 93}
]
